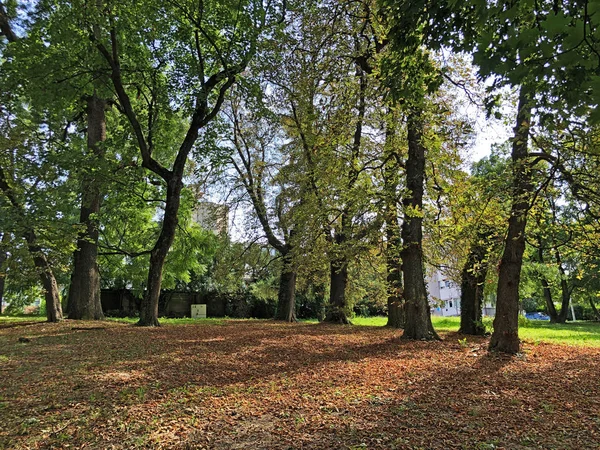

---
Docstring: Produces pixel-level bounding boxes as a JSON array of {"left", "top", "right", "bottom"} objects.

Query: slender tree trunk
[
  {"left": 554, "top": 248, "right": 570, "bottom": 324},
  {"left": 67, "top": 95, "right": 106, "bottom": 320},
  {"left": 459, "top": 235, "right": 489, "bottom": 335},
  {"left": 24, "top": 231, "right": 63, "bottom": 322},
  {"left": 536, "top": 241, "right": 558, "bottom": 322},
  {"left": 490, "top": 88, "right": 532, "bottom": 354},
  {"left": 401, "top": 111, "right": 438, "bottom": 340},
  {"left": 0, "top": 166, "right": 62, "bottom": 322},
  {"left": 275, "top": 251, "right": 297, "bottom": 322},
  {"left": 0, "top": 232, "right": 9, "bottom": 314},
  {"left": 589, "top": 296, "right": 600, "bottom": 321},
  {"left": 386, "top": 213, "right": 404, "bottom": 328},
  {"left": 540, "top": 275, "right": 557, "bottom": 322},
  {"left": 137, "top": 177, "right": 183, "bottom": 326},
  {"left": 325, "top": 258, "right": 351, "bottom": 324}
]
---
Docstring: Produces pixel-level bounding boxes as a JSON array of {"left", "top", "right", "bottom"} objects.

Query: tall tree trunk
[
  {"left": 325, "top": 258, "right": 351, "bottom": 324},
  {"left": 386, "top": 212, "right": 404, "bottom": 328},
  {"left": 401, "top": 111, "right": 438, "bottom": 340},
  {"left": 275, "top": 251, "right": 297, "bottom": 322},
  {"left": 490, "top": 88, "right": 532, "bottom": 354},
  {"left": 383, "top": 110, "right": 404, "bottom": 328},
  {"left": 67, "top": 95, "right": 106, "bottom": 320},
  {"left": 0, "top": 232, "right": 9, "bottom": 314},
  {"left": 137, "top": 177, "right": 183, "bottom": 326},
  {"left": 459, "top": 234, "right": 489, "bottom": 335},
  {"left": 24, "top": 231, "right": 63, "bottom": 322},
  {"left": 536, "top": 240, "right": 558, "bottom": 322}
]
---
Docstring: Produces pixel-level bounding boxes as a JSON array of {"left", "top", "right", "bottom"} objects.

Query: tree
[
  {"left": 382, "top": 110, "right": 404, "bottom": 328},
  {"left": 0, "top": 157, "right": 66, "bottom": 322},
  {"left": 489, "top": 88, "right": 533, "bottom": 353},
  {"left": 267, "top": 0, "right": 384, "bottom": 324},
  {"left": 84, "top": 0, "right": 282, "bottom": 325},
  {"left": 1, "top": 0, "right": 113, "bottom": 321},
  {"left": 380, "top": 0, "right": 600, "bottom": 352},
  {"left": 66, "top": 95, "right": 106, "bottom": 320},
  {"left": 0, "top": 232, "right": 10, "bottom": 313},
  {"left": 225, "top": 96, "right": 298, "bottom": 321},
  {"left": 0, "top": 8, "right": 73, "bottom": 322}
]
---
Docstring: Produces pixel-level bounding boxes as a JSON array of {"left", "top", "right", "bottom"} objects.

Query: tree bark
[
  {"left": 0, "top": 232, "right": 9, "bottom": 314},
  {"left": 275, "top": 251, "right": 297, "bottom": 321},
  {"left": 386, "top": 212, "right": 404, "bottom": 328},
  {"left": 490, "top": 87, "right": 532, "bottom": 354},
  {"left": 382, "top": 111, "right": 404, "bottom": 328},
  {"left": 554, "top": 247, "right": 570, "bottom": 324},
  {"left": 67, "top": 95, "right": 106, "bottom": 320},
  {"left": 459, "top": 234, "right": 489, "bottom": 335},
  {"left": 401, "top": 111, "right": 438, "bottom": 340},
  {"left": 137, "top": 177, "right": 183, "bottom": 326},
  {"left": 536, "top": 239, "right": 559, "bottom": 322},
  {"left": 325, "top": 258, "right": 351, "bottom": 324},
  {"left": 24, "top": 231, "right": 63, "bottom": 322}
]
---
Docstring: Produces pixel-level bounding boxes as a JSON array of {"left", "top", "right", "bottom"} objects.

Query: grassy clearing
[
  {"left": 105, "top": 316, "right": 227, "bottom": 326},
  {"left": 4, "top": 313, "right": 599, "bottom": 346},
  {"left": 0, "top": 320, "right": 598, "bottom": 449},
  {"left": 0, "top": 315, "right": 45, "bottom": 323},
  {"left": 353, "top": 315, "right": 600, "bottom": 347}
]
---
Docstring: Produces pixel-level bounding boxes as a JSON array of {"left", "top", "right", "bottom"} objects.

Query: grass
[
  {"left": 353, "top": 315, "right": 600, "bottom": 347},
  {"left": 2, "top": 314, "right": 599, "bottom": 346},
  {"left": 105, "top": 316, "right": 227, "bottom": 326},
  {"left": 0, "top": 315, "right": 45, "bottom": 323}
]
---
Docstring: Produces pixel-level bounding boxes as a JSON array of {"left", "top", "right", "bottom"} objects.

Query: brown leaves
[{"left": 0, "top": 320, "right": 599, "bottom": 449}]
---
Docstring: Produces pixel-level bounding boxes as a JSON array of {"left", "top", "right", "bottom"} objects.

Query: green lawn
[
  {"left": 2, "top": 313, "right": 599, "bottom": 346},
  {"left": 353, "top": 315, "right": 600, "bottom": 347},
  {"left": 0, "top": 315, "right": 45, "bottom": 323}
]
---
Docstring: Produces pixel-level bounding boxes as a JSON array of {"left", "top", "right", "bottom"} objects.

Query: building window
[{"left": 449, "top": 301, "right": 453, "bottom": 308}]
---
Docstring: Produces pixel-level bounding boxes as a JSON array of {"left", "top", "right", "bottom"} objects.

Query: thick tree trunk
[
  {"left": 137, "top": 177, "right": 183, "bottom": 326},
  {"left": 275, "top": 252, "right": 297, "bottom": 322},
  {"left": 24, "top": 231, "right": 63, "bottom": 322},
  {"left": 490, "top": 88, "right": 532, "bottom": 354},
  {"left": 383, "top": 113, "right": 404, "bottom": 328},
  {"left": 67, "top": 96, "right": 106, "bottom": 320},
  {"left": 401, "top": 111, "right": 438, "bottom": 340},
  {"left": 0, "top": 232, "right": 8, "bottom": 314},
  {"left": 325, "top": 258, "right": 351, "bottom": 324},
  {"left": 459, "top": 236, "right": 489, "bottom": 335}
]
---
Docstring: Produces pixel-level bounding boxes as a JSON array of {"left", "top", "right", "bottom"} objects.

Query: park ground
[{"left": 1, "top": 317, "right": 599, "bottom": 449}]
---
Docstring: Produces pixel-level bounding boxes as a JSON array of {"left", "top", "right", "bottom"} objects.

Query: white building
[
  {"left": 427, "top": 270, "right": 495, "bottom": 317},
  {"left": 428, "top": 270, "right": 461, "bottom": 316},
  {"left": 193, "top": 202, "right": 229, "bottom": 235}
]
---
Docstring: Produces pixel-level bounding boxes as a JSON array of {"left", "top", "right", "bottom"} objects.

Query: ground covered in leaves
[{"left": 1, "top": 320, "right": 599, "bottom": 449}]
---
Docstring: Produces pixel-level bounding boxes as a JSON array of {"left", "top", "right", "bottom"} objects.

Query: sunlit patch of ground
[{"left": 1, "top": 320, "right": 598, "bottom": 449}]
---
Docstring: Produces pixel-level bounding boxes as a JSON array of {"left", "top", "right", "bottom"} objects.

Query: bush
[{"left": 295, "top": 290, "right": 326, "bottom": 320}]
